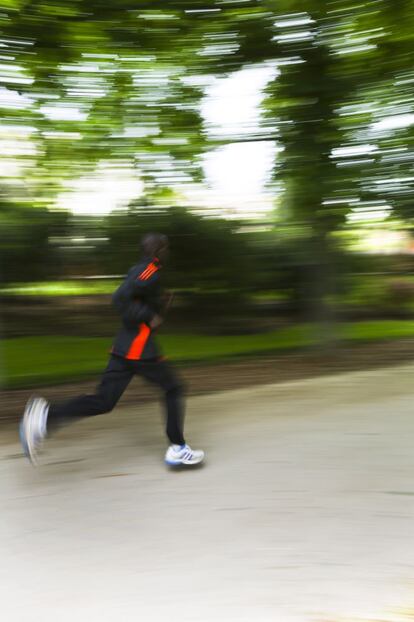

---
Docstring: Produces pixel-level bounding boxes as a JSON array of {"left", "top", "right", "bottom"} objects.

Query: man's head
[{"left": 141, "top": 232, "right": 169, "bottom": 263}]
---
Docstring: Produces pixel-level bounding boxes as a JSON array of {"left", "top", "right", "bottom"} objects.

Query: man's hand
[{"left": 149, "top": 314, "right": 164, "bottom": 329}]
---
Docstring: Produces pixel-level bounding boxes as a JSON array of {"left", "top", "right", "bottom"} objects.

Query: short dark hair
[{"left": 141, "top": 232, "right": 168, "bottom": 257}]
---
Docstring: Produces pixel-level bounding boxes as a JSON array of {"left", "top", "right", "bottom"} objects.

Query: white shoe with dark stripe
[
  {"left": 19, "top": 397, "right": 49, "bottom": 465},
  {"left": 165, "top": 444, "right": 204, "bottom": 467}
]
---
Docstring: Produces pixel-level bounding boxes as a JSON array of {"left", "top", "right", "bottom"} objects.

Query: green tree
[
  {"left": 0, "top": 196, "right": 69, "bottom": 283},
  {"left": 102, "top": 204, "right": 253, "bottom": 297}
]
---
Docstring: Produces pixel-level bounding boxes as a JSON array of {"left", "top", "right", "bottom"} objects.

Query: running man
[{"left": 19, "top": 233, "right": 204, "bottom": 468}]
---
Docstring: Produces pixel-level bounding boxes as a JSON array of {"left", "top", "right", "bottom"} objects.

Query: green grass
[
  {"left": 0, "top": 280, "right": 122, "bottom": 297},
  {"left": 1, "top": 320, "right": 414, "bottom": 389},
  {"left": 342, "top": 320, "right": 414, "bottom": 341}
]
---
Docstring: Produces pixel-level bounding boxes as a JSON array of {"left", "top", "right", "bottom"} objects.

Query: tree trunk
[{"left": 304, "top": 232, "right": 339, "bottom": 352}]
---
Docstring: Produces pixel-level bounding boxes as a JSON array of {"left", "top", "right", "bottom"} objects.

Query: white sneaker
[
  {"left": 19, "top": 397, "right": 49, "bottom": 465},
  {"left": 165, "top": 444, "right": 204, "bottom": 467}
]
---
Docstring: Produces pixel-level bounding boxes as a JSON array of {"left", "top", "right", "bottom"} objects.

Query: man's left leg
[{"left": 134, "top": 359, "right": 204, "bottom": 466}]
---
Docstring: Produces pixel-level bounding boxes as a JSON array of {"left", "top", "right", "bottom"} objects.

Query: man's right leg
[
  {"left": 20, "top": 355, "right": 133, "bottom": 463},
  {"left": 47, "top": 355, "right": 133, "bottom": 431}
]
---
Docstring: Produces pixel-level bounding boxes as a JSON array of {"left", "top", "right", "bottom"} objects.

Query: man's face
[{"left": 157, "top": 242, "right": 169, "bottom": 263}]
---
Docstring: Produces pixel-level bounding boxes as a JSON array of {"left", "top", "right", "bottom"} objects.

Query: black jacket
[{"left": 111, "top": 257, "right": 163, "bottom": 360}]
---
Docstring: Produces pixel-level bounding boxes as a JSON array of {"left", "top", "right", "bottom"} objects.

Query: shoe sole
[{"left": 165, "top": 458, "right": 204, "bottom": 467}]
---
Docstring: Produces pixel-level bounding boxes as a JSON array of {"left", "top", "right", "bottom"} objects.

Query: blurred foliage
[
  {"left": 99, "top": 204, "right": 253, "bottom": 293},
  {"left": 263, "top": 0, "right": 414, "bottom": 227},
  {"left": 1, "top": 0, "right": 414, "bottom": 337},
  {"left": 1, "top": 0, "right": 413, "bottom": 209},
  {"left": 259, "top": 0, "right": 414, "bottom": 328},
  {"left": 0, "top": 193, "right": 69, "bottom": 282},
  {"left": 338, "top": 275, "right": 414, "bottom": 317}
]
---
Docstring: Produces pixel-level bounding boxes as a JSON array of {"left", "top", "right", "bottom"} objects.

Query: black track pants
[{"left": 47, "top": 355, "right": 186, "bottom": 445}]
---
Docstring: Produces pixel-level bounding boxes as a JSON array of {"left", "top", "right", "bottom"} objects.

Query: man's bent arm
[{"left": 112, "top": 274, "right": 155, "bottom": 325}]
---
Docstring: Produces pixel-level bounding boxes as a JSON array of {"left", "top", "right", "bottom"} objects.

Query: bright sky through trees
[{"left": 58, "top": 64, "right": 277, "bottom": 217}]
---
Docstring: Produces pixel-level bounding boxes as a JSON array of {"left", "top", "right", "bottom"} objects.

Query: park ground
[{"left": 2, "top": 363, "right": 414, "bottom": 621}]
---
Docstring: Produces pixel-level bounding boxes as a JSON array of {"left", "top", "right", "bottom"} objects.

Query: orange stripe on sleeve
[
  {"left": 138, "top": 263, "right": 158, "bottom": 280},
  {"left": 139, "top": 264, "right": 158, "bottom": 280},
  {"left": 144, "top": 266, "right": 157, "bottom": 280},
  {"left": 138, "top": 266, "right": 151, "bottom": 279}
]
